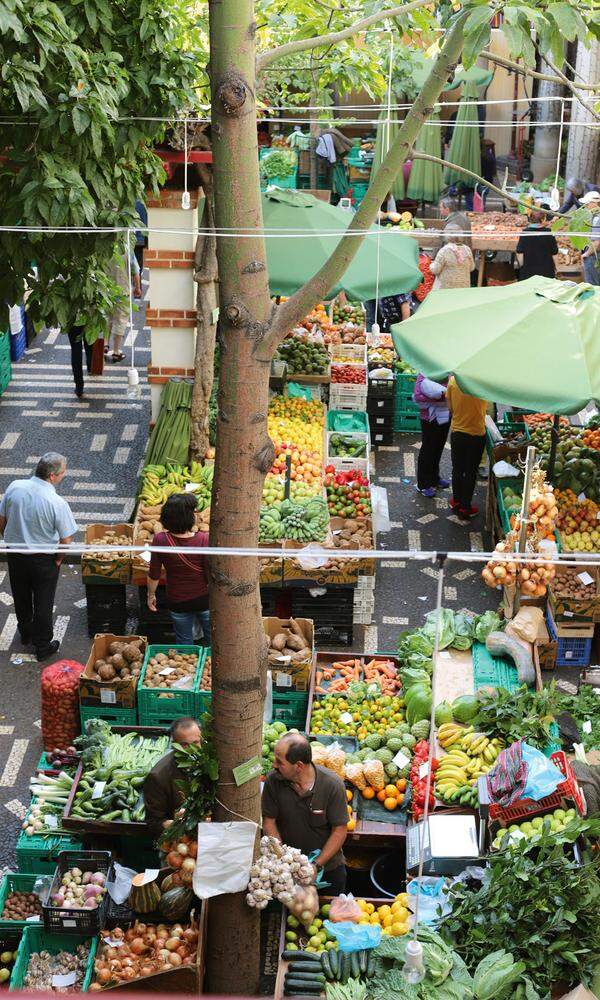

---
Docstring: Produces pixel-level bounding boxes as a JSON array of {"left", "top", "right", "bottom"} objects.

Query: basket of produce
[
  {"left": 10, "top": 926, "right": 96, "bottom": 992},
  {"left": 82, "top": 526, "right": 133, "bottom": 585},
  {"left": 328, "top": 343, "right": 367, "bottom": 367},
  {"left": 62, "top": 722, "right": 170, "bottom": 834},
  {"left": 0, "top": 932, "right": 19, "bottom": 987},
  {"left": 276, "top": 336, "right": 330, "bottom": 381},
  {"left": 36, "top": 749, "right": 79, "bottom": 777},
  {"left": 0, "top": 873, "right": 46, "bottom": 930},
  {"left": 548, "top": 565, "right": 600, "bottom": 622},
  {"left": 79, "top": 635, "right": 147, "bottom": 710},
  {"left": 137, "top": 645, "right": 204, "bottom": 725},
  {"left": 42, "top": 851, "right": 112, "bottom": 935},
  {"left": 264, "top": 618, "right": 314, "bottom": 692},
  {"left": 326, "top": 432, "right": 370, "bottom": 477}
]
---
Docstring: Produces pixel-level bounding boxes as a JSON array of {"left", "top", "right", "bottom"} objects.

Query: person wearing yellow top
[{"left": 446, "top": 377, "right": 487, "bottom": 520}]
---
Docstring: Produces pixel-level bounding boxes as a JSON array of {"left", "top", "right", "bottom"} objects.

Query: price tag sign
[
  {"left": 439, "top": 651, "right": 451, "bottom": 660},
  {"left": 140, "top": 869, "right": 160, "bottom": 885},
  {"left": 172, "top": 676, "right": 193, "bottom": 689},
  {"left": 577, "top": 572, "right": 595, "bottom": 587},
  {"left": 392, "top": 750, "right": 410, "bottom": 770},
  {"left": 419, "top": 762, "right": 430, "bottom": 779},
  {"left": 233, "top": 755, "right": 262, "bottom": 786},
  {"left": 340, "top": 712, "right": 353, "bottom": 725},
  {"left": 26, "top": 915, "right": 40, "bottom": 922},
  {"left": 52, "top": 973, "right": 77, "bottom": 988},
  {"left": 275, "top": 672, "right": 292, "bottom": 688},
  {"left": 100, "top": 688, "right": 116, "bottom": 704},
  {"left": 563, "top": 610, "right": 574, "bottom": 618},
  {"left": 45, "top": 814, "right": 58, "bottom": 830},
  {"left": 583, "top": 720, "right": 593, "bottom": 734},
  {"left": 276, "top": 655, "right": 292, "bottom": 664},
  {"left": 159, "top": 666, "right": 175, "bottom": 676},
  {"left": 92, "top": 781, "right": 106, "bottom": 800},
  {"left": 104, "top": 939, "right": 123, "bottom": 948},
  {"left": 578, "top": 492, "right": 587, "bottom": 501}
]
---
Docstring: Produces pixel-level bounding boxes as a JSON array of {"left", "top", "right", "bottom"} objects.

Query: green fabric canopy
[
  {"left": 391, "top": 278, "right": 600, "bottom": 415},
  {"left": 262, "top": 188, "right": 421, "bottom": 299},
  {"left": 412, "top": 54, "right": 494, "bottom": 93},
  {"left": 371, "top": 109, "right": 405, "bottom": 200},
  {"left": 444, "top": 83, "right": 482, "bottom": 189},
  {"left": 406, "top": 112, "right": 443, "bottom": 203}
]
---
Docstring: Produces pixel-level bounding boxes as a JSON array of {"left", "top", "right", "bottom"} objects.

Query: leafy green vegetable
[
  {"left": 260, "top": 149, "right": 296, "bottom": 180},
  {"left": 556, "top": 684, "right": 600, "bottom": 750},
  {"left": 423, "top": 609, "right": 456, "bottom": 650},
  {"left": 473, "top": 611, "right": 502, "bottom": 644},
  {"left": 471, "top": 684, "right": 562, "bottom": 750},
  {"left": 159, "top": 714, "right": 218, "bottom": 843},
  {"left": 452, "top": 611, "right": 475, "bottom": 650},
  {"left": 325, "top": 978, "right": 367, "bottom": 1000},
  {"left": 472, "top": 950, "right": 526, "bottom": 999}
]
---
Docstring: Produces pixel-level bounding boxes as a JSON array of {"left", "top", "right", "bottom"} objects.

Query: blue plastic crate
[
  {"left": 9, "top": 327, "right": 26, "bottom": 362},
  {"left": 545, "top": 606, "right": 593, "bottom": 668}
]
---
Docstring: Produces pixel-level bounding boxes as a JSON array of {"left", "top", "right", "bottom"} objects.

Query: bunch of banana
[
  {"left": 259, "top": 506, "right": 285, "bottom": 541},
  {"left": 437, "top": 723, "right": 474, "bottom": 749},
  {"left": 461, "top": 732, "right": 504, "bottom": 763}
]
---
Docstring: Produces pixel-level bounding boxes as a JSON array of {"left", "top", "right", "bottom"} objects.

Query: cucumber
[
  {"left": 329, "top": 949, "right": 339, "bottom": 979},
  {"left": 285, "top": 972, "right": 325, "bottom": 984},
  {"left": 366, "top": 951, "right": 376, "bottom": 978},
  {"left": 288, "top": 963, "right": 324, "bottom": 975},
  {"left": 284, "top": 980, "right": 323, "bottom": 995},
  {"left": 358, "top": 950, "right": 368, "bottom": 976},
  {"left": 350, "top": 952, "right": 361, "bottom": 979},
  {"left": 340, "top": 952, "right": 350, "bottom": 984},
  {"left": 320, "top": 952, "right": 333, "bottom": 981},
  {"left": 282, "top": 952, "right": 319, "bottom": 963}
]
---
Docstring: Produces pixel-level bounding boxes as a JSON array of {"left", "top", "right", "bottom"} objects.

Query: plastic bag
[
  {"left": 41, "top": 660, "right": 85, "bottom": 751},
  {"left": 521, "top": 743, "right": 563, "bottom": 801},
  {"left": 492, "top": 460, "right": 521, "bottom": 478},
  {"left": 406, "top": 876, "right": 447, "bottom": 924},
  {"left": 287, "top": 381, "right": 312, "bottom": 400},
  {"left": 329, "top": 893, "right": 362, "bottom": 923},
  {"left": 287, "top": 883, "right": 319, "bottom": 928},
  {"left": 106, "top": 863, "right": 137, "bottom": 905},
  {"left": 323, "top": 919, "right": 381, "bottom": 952},
  {"left": 194, "top": 820, "right": 258, "bottom": 899},
  {"left": 370, "top": 485, "right": 391, "bottom": 533},
  {"left": 263, "top": 671, "right": 273, "bottom": 724}
]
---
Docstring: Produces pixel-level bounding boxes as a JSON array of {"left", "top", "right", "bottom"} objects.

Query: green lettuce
[
  {"left": 473, "top": 611, "right": 502, "bottom": 643},
  {"left": 423, "top": 609, "right": 456, "bottom": 650}
]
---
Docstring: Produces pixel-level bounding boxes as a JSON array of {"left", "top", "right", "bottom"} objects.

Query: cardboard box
[
  {"left": 548, "top": 566, "right": 600, "bottom": 623},
  {"left": 79, "top": 633, "right": 147, "bottom": 708},
  {"left": 534, "top": 618, "right": 556, "bottom": 671},
  {"left": 82, "top": 524, "right": 132, "bottom": 585},
  {"left": 264, "top": 617, "right": 314, "bottom": 692}
]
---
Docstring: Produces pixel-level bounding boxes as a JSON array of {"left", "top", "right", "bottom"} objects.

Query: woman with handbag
[
  {"left": 147, "top": 493, "right": 210, "bottom": 645},
  {"left": 413, "top": 373, "right": 450, "bottom": 498}
]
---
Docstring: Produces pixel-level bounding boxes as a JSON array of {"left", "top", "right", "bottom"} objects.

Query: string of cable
[{"left": 0, "top": 226, "right": 594, "bottom": 239}]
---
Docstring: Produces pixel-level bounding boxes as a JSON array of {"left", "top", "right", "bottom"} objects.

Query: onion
[
  {"left": 84, "top": 898, "right": 98, "bottom": 909},
  {"left": 105, "top": 949, "right": 120, "bottom": 962},
  {"left": 181, "top": 858, "right": 195, "bottom": 873},
  {"left": 89, "top": 983, "right": 103, "bottom": 991},
  {"left": 83, "top": 872, "right": 92, "bottom": 885},
  {"left": 183, "top": 929, "right": 197, "bottom": 944},
  {"left": 155, "top": 938, "right": 166, "bottom": 950},
  {"left": 130, "top": 938, "right": 147, "bottom": 956},
  {"left": 52, "top": 892, "right": 65, "bottom": 906},
  {"left": 121, "top": 967, "right": 137, "bottom": 981},
  {"left": 176, "top": 945, "right": 187, "bottom": 958},
  {"left": 168, "top": 953, "right": 183, "bottom": 967},
  {"left": 171, "top": 925, "right": 184, "bottom": 937},
  {"left": 140, "top": 965, "right": 155, "bottom": 978},
  {"left": 176, "top": 843, "right": 189, "bottom": 857},
  {"left": 165, "top": 937, "right": 180, "bottom": 951},
  {"left": 135, "top": 922, "right": 147, "bottom": 934},
  {"left": 157, "top": 950, "right": 171, "bottom": 962},
  {"left": 121, "top": 958, "right": 134, "bottom": 968},
  {"left": 112, "top": 928, "right": 124, "bottom": 939},
  {"left": 183, "top": 956, "right": 195, "bottom": 966},
  {"left": 97, "top": 969, "right": 112, "bottom": 984},
  {"left": 91, "top": 872, "right": 106, "bottom": 885}
]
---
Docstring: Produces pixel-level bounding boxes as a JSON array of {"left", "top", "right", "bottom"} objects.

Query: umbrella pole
[
  {"left": 514, "top": 444, "right": 537, "bottom": 614},
  {"left": 548, "top": 413, "right": 560, "bottom": 481}
]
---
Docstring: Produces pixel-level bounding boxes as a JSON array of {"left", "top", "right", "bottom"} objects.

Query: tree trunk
[
  {"left": 530, "top": 51, "right": 565, "bottom": 183},
  {"left": 190, "top": 166, "right": 219, "bottom": 461},
  {"left": 565, "top": 39, "right": 600, "bottom": 181},
  {"left": 205, "top": 0, "right": 273, "bottom": 993}
]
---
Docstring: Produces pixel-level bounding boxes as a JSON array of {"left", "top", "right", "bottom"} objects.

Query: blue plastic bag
[
  {"left": 287, "top": 381, "right": 312, "bottom": 400},
  {"left": 323, "top": 920, "right": 381, "bottom": 953},
  {"left": 521, "top": 742, "right": 563, "bottom": 801},
  {"left": 406, "top": 876, "right": 447, "bottom": 924}
]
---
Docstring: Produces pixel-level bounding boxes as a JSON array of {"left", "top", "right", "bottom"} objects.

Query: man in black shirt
[{"left": 516, "top": 207, "right": 558, "bottom": 281}]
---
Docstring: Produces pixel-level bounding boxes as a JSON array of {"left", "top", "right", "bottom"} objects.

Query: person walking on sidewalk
[
  {"left": 413, "top": 373, "right": 450, "bottom": 497},
  {"left": 67, "top": 326, "right": 94, "bottom": 399},
  {"left": 0, "top": 453, "right": 77, "bottom": 660},
  {"left": 446, "top": 377, "right": 487, "bottom": 521},
  {"left": 105, "top": 248, "right": 142, "bottom": 364}
]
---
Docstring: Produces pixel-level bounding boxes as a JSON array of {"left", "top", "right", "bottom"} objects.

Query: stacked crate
[
  {"left": 0, "top": 330, "right": 12, "bottom": 397},
  {"left": 394, "top": 372, "right": 420, "bottom": 433},
  {"left": 367, "top": 375, "right": 395, "bottom": 445}
]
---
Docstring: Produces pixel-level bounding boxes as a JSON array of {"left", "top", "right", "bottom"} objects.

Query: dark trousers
[
  {"left": 324, "top": 864, "right": 347, "bottom": 896},
  {"left": 68, "top": 326, "right": 93, "bottom": 392},
  {"left": 451, "top": 431, "right": 486, "bottom": 510},
  {"left": 417, "top": 418, "right": 450, "bottom": 489},
  {"left": 7, "top": 554, "right": 60, "bottom": 651},
  {"left": 134, "top": 243, "right": 145, "bottom": 273}
]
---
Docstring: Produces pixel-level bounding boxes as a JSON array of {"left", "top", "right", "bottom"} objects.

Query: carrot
[
  {"left": 314, "top": 685, "right": 328, "bottom": 695},
  {"left": 316, "top": 670, "right": 323, "bottom": 686}
]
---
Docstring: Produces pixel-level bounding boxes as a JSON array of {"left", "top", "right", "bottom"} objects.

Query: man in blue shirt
[{"left": 0, "top": 453, "right": 77, "bottom": 660}]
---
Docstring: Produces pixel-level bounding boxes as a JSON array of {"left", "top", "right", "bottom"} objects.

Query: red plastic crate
[{"left": 489, "top": 751, "right": 586, "bottom": 823}]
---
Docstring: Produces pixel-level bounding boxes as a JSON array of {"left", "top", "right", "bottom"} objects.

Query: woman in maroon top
[{"left": 147, "top": 493, "right": 210, "bottom": 645}]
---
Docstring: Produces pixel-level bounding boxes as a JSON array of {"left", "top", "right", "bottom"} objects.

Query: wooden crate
[
  {"left": 82, "top": 524, "right": 132, "bottom": 585},
  {"left": 79, "top": 633, "right": 147, "bottom": 709}
]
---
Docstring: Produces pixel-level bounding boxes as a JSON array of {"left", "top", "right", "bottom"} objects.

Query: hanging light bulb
[
  {"left": 181, "top": 190, "right": 191, "bottom": 210},
  {"left": 181, "top": 117, "right": 190, "bottom": 210},
  {"left": 402, "top": 940, "right": 425, "bottom": 985},
  {"left": 370, "top": 321, "right": 380, "bottom": 335}
]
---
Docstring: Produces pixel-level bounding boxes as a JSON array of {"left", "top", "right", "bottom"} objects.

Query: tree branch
[
  {"left": 257, "top": 0, "right": 432, "bottom": 71},
  {"left": 541, "top": 49, "right": 600, "bottom": 122},
  {"left": 482, "top": 49, "right": 600, "bottom": 92},
  {"left": 259, "top": 14, "right": 467, "bottom": 356}
]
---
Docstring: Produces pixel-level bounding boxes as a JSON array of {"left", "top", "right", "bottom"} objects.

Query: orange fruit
[
  {"left": 396, "top": 778, "right": 407, "bottom": 792},
  {"left": 346, "top": 789, "right": 353, "bottom": 802},
  {"left": 384, "top": 797, "right": 398, "bottom": 810},
  {"left": 346, "top": 818, "right": 356, "bottom": 831},
  {"left": 396, "top": 793, "right": 404, "bottom": 805},
  {"left": 384, "top": 784, "right": 398, "bottom": 798},
  {"left": 377, "top": 790, "right": 387, "bottom": 802},
  {"left": 362, "top": 787, "right": 375, "bottom": 800}
]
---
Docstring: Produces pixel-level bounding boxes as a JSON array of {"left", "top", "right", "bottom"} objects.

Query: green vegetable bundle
[
  {"left": 260, "top": 149, "right": 296, "bottom": 181},
  {"left": 471, "top": 683, "right": 562, "bottom": 750}
]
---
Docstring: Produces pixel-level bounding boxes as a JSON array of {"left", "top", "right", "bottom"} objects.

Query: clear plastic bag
[
  {"left": 521, "top": 743, "right": 563, "bottom": 801},
  {"left": 106, "top": 862, "right": 137, "bottom": 905},
  {"left": 328, "top": 893, "right": 362, "bottom": 923},
  {"left": 406, "top": 876, "right": 448, "bottom": 924},
  {"left": 323, "top": 919, "right": 382, "bottom": 952},
  {"left": 286, "top": 883, "right": 319, "bottom": 928}
]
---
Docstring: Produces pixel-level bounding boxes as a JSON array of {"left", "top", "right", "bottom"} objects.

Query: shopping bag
[{"left": 193, "top": 821, "right": 258, "bottom": 898}]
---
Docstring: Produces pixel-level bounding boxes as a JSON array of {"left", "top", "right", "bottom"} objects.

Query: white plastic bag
[
  {"left": 492, "top": 460, "right": 521, "bottom": 478},
  {"left": 263, "top": 671, "right": 272, "bottom": 724},
  {"left": 370, "top": 485, "right": 390, "bottom": 533},
  {"left": 193, "top": 821, "right": 258, "bottom": 899},
  {"left": 106, "top": 863, "right": 137, "bottom": 905}
]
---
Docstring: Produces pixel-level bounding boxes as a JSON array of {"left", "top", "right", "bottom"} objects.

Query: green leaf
[
  {"left": 72, "top": 105, "right": 90, "bottom": 135},
  {"left": 462, "top": 19, "right": 491, "bottom": 69},
  {"left": 547, "top": 2, "right": 585, "bottom": 40}
]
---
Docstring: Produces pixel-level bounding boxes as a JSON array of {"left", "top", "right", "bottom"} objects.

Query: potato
[
  {"left": 108, "top": 641, "right": 126, "bottom": 657},
  {"left": 270, "top": 633, "right": 288, "bottom": 651},
  {"left": 98, "top": 663, "right": 116, "bottom": 681},
  {"left": 122, "top": 642, "right": 142, "bottom": 663},
  {"left": 111, "top": 653, "right": 126, "bottom": 671},
  {"left": 285, "top": 634, "right": 305, "bottom": 652}
]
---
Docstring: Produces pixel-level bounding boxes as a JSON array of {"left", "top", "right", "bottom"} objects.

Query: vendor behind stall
[
  {"left": 143, "top": 716, "right": 201, "bottom": 838},
  {"left": 262, "top": 733, "right": 349, "bottom": 895}
]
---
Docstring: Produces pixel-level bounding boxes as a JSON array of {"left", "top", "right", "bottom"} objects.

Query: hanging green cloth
[
  {"left": 407, "top": 111, "right": 443, "bottom": 203},
  {"left": 370, "top": 109, "right": 405, "bottom": 200},
  {"left": 444, "top": 83, "right": 482, "bottom": 189},
  {"left": 144, "top": 379, "right": 193, "bottom": 467}
]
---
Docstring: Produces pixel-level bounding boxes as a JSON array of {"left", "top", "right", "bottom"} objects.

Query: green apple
[
  {"left": 508, "top": 825, "right": 520, "bottom": 834},
  {"left": 0, "top": 970, "right": 10, "bottom": 984},
  {"left": 531, "top": 817, "right": 544, "bottom": 830},
  {"left": 286, "top": 942, "right": 298, "bottom": 951},
  {"left": 554, "top": 808, "right": 566, "bottom": 822},
  {"left": 285, "top": 931, "right": 298, "bottom": 942},
  {"left": 309, "top": 936, "right": 322, "bottom": 948},
  {"left": 287, "top": 915, "right": 299, "bottom": 928},
  {"left": 307, "top": 924, "right": 319, "bottom": 936},
  {"left": 314, "top": 918, "right": 323, "bottom": 928},
  {"left": 321, "top": 904, "right": 331, "bottom": 917},
  {"left": 520, "top": 822, "right": 533, "bottom": 837},
  {"left": 566, "top": 808, "right": 577, "bottom": 821},
  {"left": 325, "top": 941, "right": 337, "bottom": 951}
]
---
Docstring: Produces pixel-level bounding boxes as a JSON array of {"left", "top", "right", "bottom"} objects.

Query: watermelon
[{"left": 452, "top": 695, "right": 479, "bottom": 723}]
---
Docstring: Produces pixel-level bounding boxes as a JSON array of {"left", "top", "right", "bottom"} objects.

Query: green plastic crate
[
  {"left": 327, "top": 410, "right": 369, "bottom": 434},
  {"left": 10, "top": 926, "right": 98, "bottom": 992},
  {"left": 394, "top": 409, "right": 421, "bottom": 434},
  {"left": 80, "top": 704, "right": 137, "bottom": 730},
  {"left": 271, "top": 691, "right": 308, "bottom": 729},
  {"left": 137, "top": 645, "right": 204, "bottom": 727},
  {"left": 395, "top": 372, "right": 417, "bottom": 395},
  {"left": 0, "top": 873, "right": 46, "bottom": 930},
  {"left": 472, "top": 642, "right": 520, "bottom": 692},
  {"left": 16, "top": 828, "right": 84, "bottom": 875}
]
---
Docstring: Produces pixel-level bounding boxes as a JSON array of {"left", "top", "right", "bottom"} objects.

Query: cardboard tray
[
  {"left": 82, "top": 524, "right": 132, "bottom": 585},
  {"left": 283, "top": 518, "right": 375, "bottom": 585},
  {"left": 61, "top": 725, "right": 169, "bottom": 837},
  {"left": 548, "top": 566, "right": 600, "bottom": 623},
  {"left": 79, "top": 634, "right": 147, "bottom": 709},
  {"left": 265, "top": 616, "right": 314, "bottom": 692}
]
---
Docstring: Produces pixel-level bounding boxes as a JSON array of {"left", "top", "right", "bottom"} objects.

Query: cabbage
[
  {"left": 423, "top": 609, "right": 456, "bottom": 650},
  {"left": 474, "top": 611, "right": 502, "bottom": 643},
  {"left": 452, "top": 611, "right": 476, "bottom": 650}
]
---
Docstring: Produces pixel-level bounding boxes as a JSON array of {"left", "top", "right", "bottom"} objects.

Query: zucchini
[
  {"left": 282, "top": 951, "right": 320, "bottom": 963},
  {"left": 366, "top": 951, "right": 376, "bottom": 979},
  {"left": 288, "top": 963, "right": 324, "bottom": 975},
  {"left": 350, "top": 952, "right": 360, "bottom": 980},
  {"left": 358, "top": 950, "right": 368, "bottom": 976},
  {"left": 320, "top": 952, "right": 333, "bottom": 981},
  {"left": 340, "top": 953, "right": 350, "bottom": 984},
  {"left": 284, "top": 979, "right": 323, "bottom": 995},
  {"left": 285, "top": 972, "right": 325, "bottom": 984},
  {"left": 328, "top": 949, "right": 339, "bottom": 979}
]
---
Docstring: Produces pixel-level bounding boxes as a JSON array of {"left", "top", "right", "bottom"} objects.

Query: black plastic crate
[
  {"left": 367, "top": 395, "right": 394, "bottom": 416},
  {"left": 368, "top": 377, "right": 395, "bottom": 398},
  {"left": 85, "top": 583, "right": 127, "bottom": 611},
  {"left": 371, "top": 428, "right": 395, "bottom": 446},
  {"left": 314, "top": 624, "right": 354, "bottom": 647},
  {"left": 86, "top": 615, "right": 127, "bottom": 638},
  {"left": 291, "top": 586, "right": 354, "bottom": 628},
  {"left": 369, "top": 413, "right": 394, "bottom": 433},
  {"left": 42, "top": 850, "right": 113, "bottom": 935}
]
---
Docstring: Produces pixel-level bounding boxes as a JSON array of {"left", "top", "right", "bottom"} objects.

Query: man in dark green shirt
[{"left": 261, "top": 733, "right": 349, "bottom": 895}]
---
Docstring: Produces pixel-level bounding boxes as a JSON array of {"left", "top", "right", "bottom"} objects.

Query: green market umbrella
[
  {"left": 391, "top": 278, "right": 600, "bottom": 415},
  {"left": 412, "top": 54, "right": 493, "bottom": 93},
  {"left": 370, "top": 109, "right": 405, "bottom": 201},
  {"left": 262, "top": 188, "right": 421, "bottom": 299},
  {"left": 444, "top": 83, "right": 482, "bottom": 188},
  {"left": 407, "top": 111, "right": 443, "bottom": 203}
]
